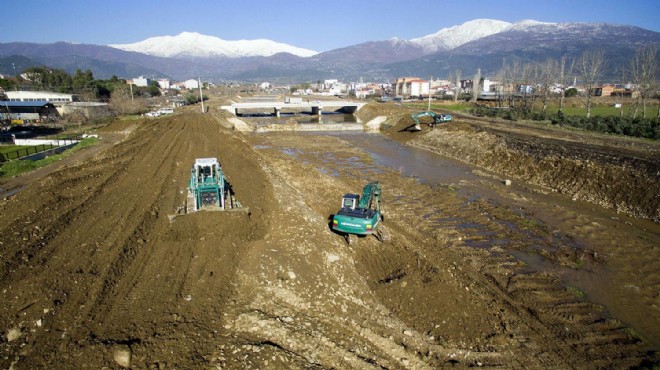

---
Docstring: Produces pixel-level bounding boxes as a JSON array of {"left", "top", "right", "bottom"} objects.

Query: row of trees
[
  {"left": 453, "top": 45, "right": 658, "bottom": 120},
  {"left": 1, "top": 67, "right": 162, "bottom": 102}
]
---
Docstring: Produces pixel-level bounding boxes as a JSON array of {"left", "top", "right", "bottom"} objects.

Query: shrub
[{"left": 550, "top": 115, "right": 659, "bottom": 139}]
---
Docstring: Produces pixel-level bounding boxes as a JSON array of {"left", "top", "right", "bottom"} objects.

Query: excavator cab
[{"left": 341, "top": 194, "right": 359, "bottom": 210}]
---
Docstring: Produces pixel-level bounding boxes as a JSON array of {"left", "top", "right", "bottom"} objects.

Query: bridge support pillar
[
  {"left": 311, "top": 105, "right": 322, "bottom": 115},
  {"left": 274, "top": 107, "right": 281, "bottom": 117}
]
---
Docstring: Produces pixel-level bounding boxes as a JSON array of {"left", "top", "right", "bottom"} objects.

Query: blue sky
[{"left": 2, "top": 0, "right": 659, "bottom": 52}]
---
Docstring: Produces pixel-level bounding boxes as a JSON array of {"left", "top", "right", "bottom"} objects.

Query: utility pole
[
  {"left": 428, "top": 77, "right": 432, "bottom": 111},
  {"left": 12, "top": 63, "right": 17, "bottom": 91},
  {"left": 129, "top": 83, "right": 134, "bottom": 101},
  {"left": 198, "top": 78, "right": 204, "bottom": 113}
]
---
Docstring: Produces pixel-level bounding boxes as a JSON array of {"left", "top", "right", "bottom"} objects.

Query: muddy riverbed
[
  {"left": 0, "top": 106, "right": 658, "bottom": 368},
  {"left": 271, "top": 129, "right": 660, "bottom": 349}
]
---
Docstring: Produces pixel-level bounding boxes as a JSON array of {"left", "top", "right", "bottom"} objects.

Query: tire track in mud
[
  {"left": 1, "top": 115, "right": 270, "bottom": 368},
  {"left": 382, "top": 183, "right": 654, "bottom": 368},
  {"left": 249, "top": 132, "right": 657, "bottom": 368},
  {"left": 0, "top": 122, "right": 163, "bottom": 368},
  {"left": 83, "top": 118, "right": 190, "bottom": 324},
  {"left": 0, "top": 152, "right": 133, "bottom": 285}
]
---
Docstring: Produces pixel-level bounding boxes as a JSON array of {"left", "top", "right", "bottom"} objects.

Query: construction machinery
[
  {"left": 410, "top": 111, "right": 452, "bottom": 131},
  {"left": 332, "top": 182, "right": 389, "bottom": 244},
  {"left": 186, "top": 157, "right": 242, "bottom": 212},
  {"left": 175, "top": 158, "right": 245, "bottom": 216}
]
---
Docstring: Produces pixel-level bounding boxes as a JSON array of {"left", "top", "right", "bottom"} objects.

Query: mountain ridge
[
  {"left": 109, "top": 31, "right": 318, "bottom": 59},
  {"left": 0, "top": 19, "right": 658, "bottom": 82}
]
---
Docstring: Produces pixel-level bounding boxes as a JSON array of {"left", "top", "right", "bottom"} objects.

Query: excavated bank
[{"left": 381, "top": 113, "right": 659, "bottom": 221}]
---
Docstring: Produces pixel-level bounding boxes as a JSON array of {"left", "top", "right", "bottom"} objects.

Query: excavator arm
[
  {"left": 410, "top": 111, "right": 452, "bottom": 131},
  {"left": 359, "top": 182, "right": 382, "bottom": 211}
]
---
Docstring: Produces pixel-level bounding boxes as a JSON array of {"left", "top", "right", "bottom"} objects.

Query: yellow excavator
[{"left": 410, "top": 111, "right": 452, "bottom": 131}]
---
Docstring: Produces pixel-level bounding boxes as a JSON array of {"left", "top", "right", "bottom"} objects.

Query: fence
[{"left": 0, "top": 134, "right": 82, "bottom": 163}]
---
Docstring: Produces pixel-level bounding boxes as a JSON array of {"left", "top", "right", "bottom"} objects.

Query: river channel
[{"left": 251, "top": 122, "right": 659, "bottom": 349}]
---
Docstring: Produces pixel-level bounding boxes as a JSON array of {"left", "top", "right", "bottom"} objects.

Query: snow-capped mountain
[
  {"left": 1, "top": 19, "right": 658, "bottom": 82},
  {"left": 109, "top": 31, "right": 318, "bottom": 59},
  {"left": 409, "top": 19, "right": 512, "bottom": 53}
]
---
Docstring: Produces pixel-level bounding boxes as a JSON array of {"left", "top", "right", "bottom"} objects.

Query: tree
[
  {"left": 148, "top": 81, "right": 162, "bottom": 97},
  {"left": 471, "top": 68, "right": 481, "bottom": 102},
  {"left": 520, "top": 62, "right": 540, "bottom": 111},
  {"left": 575, "top": 50, "right": 605, "bottom": 118},
  {"left": 498, "top": 59, "right": 521, "bottom": 108},
  {"left": 540, "top": 59, "right": 555, "bottom": 114},
  {"left": 109, "top": 84, "right": 146, "bottom": 115},
  {"left": 453, "top": 69, "right": 461, "bottom": 103},
  {"left": 0, "top": 77, "right": 16, "bottom": 91},
  {"left": 72, "top": 69, "right": 94, "bottom": 91},
  {"left": 555, "top": 56, "right": 572, "bottom": 117},
  {"left": 629, "top": 45, "right": 657, "bottom": 119}
]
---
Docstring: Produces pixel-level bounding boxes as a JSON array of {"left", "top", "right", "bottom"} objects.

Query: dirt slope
[
  {"left": 378, "top": 109, "right": 660, "bottom": 221},
  {"left": 1, "top": 112, "right": 657, "bottom": 368}
]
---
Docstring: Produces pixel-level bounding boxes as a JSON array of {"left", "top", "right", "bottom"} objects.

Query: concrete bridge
[{"left": 221, "top": 100, "right": 366, "bottom": 117}]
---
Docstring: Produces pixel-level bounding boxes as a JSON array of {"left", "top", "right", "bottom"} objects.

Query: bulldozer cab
[{"left": 194, "top": 160, "right": 218, "bottom": 184}]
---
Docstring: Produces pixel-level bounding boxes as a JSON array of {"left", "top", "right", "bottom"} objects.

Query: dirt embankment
[
  {"left": 0, "top": 114, "right": 273, "bottom": 368},
  {"left": 375, "top": 108, "right": 660, "bottom": 221},
  {"left": 0, "top": 110, "right": 657, "bottom": 368}
]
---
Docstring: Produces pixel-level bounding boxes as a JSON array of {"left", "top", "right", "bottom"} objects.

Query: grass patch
[
  {"left": 402, "top": 101, "right": 473, "bottom": 113},
  {"left": 548, "top": 105, "right": 659, "bottom": 118},
  {"left": 0, "top": 137, "right": 99, "bottom": 178},
  {"left": 0, "top": 145, "right": 31, "bottom": 155},
  {"left": 566, "top": 286, "right": 585, "bottom": 298},
  {"left": 520, "top": 217, "right": 539, "bottom": 229}
]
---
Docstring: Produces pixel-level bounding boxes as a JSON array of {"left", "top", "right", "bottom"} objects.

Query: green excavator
[
  {"left": 332, "top": 182, "right": 389, "bottom": 244},
  {"left": 410, "top": 111, "right": 452, "bottom": 131}
]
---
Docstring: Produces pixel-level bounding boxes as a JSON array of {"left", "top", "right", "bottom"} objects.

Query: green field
[
  {"left": 0, "top": 145, "right": 31, "bottom": 155},
  {"left": 0, "top": 137, "right": 98, "bottom": 178},
  {"left": 545, "top": 106, "right": 659, "bottom": 118},
  {"left": 403, "top": 99, "right": 659, "bottom": 119}
]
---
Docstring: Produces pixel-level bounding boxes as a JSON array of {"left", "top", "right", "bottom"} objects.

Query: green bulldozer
[
  {"left": 169, "top": 157, "right": 246, "bottom": 221},
  {"left": 186, "top": 157, "right": 244, "bottom": 213},
  {"left": 331, "top": 182, "right": 389, "bottom": 244}
]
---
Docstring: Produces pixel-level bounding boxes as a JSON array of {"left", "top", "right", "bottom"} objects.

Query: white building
[
  {"left": 133, "top": 76, "right": 152, "bottom": 87},
  {"left": 184, "top": 79, "right": 200, "bottom": 90},
  {"left": 157, "top": 79, "right": 170, "bottom": 89},
  {"left": 259, "top": 82, "right": 271, "bottom": 90},
  {"left": 5, "top": 90, "right": 77, "bottom": 103},
  {"left": 483, "top": 79, "right": 495, "bottom": 92},
  {"left": 394, "top": 77, "right": 430, "bottom": 98}
]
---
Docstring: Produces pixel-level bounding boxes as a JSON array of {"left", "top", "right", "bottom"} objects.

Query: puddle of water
[
  {"left": 315, "top": 131, "right": 479, "bottom": 186},
  {"left": 0, "top": 185, "right": 27, "bottom": 198},
  {"left": 281, "top": 148, "right": 301, "bottom": 157}
]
